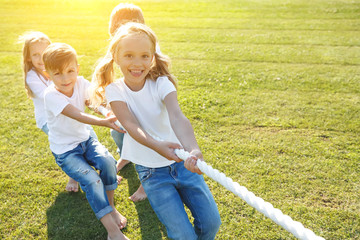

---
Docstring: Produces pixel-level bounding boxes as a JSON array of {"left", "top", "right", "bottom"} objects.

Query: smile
[{"left": 130, "top": 69, "right": 144, "bottom": 77}]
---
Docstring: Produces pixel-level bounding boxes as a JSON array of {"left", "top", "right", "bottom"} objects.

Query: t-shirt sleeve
[
  {"left": 44, "top": 90, "right": 70, "bottom": 117},
  {"left": 157, "top": 76, "right": 176, "bottom": 101},
  {"left": 105, "top": 83, "right": 126, "bottom": 103}
]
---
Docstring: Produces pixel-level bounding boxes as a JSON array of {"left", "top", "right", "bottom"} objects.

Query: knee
[
  {"left": 198, "top": 212, "right": 221, "bottom": 237},
  {"left": 102, "top": 157, "right": 116, "bottom": 172},
  {"left": 206, "top": 216, "right": 221, "bottom": 232},
  {"left": 81, "top": 174, "right": 103, "bottom": 190}
]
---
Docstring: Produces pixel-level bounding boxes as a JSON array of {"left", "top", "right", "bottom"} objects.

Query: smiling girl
[{"left": 90, "top": 22, "right": 221, "bottom": 240}]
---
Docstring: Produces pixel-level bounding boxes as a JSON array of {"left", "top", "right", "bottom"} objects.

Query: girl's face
[
  {"left": 115, "top": 33, "right": 153, "bottom": 91},
  {"left": 28, "top": 41, "right": 49, "bottom": 72}
]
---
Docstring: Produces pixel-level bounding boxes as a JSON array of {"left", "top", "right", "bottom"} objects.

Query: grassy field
[{"left": 1, "top": 0, "right": 359, "bottom": 239}]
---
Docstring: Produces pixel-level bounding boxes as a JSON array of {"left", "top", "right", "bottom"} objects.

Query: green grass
[{"left": 1, "top": 0, "right": 359, "bottom": 239}]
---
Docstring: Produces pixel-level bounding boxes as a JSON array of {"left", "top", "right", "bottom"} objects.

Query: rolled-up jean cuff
[
  {"left": 105, "top": 182, "right": 118, "bottom": 191},
  {"left": 95, "top": 205, "right": 113, "bottom": 220}
]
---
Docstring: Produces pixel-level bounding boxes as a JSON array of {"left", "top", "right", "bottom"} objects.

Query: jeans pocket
[
  {"left": 136, "top": 165, "right": 153, "bottom": 183},
  {"left": 53, "top": 151, "right": 70, "bottom": 167}
]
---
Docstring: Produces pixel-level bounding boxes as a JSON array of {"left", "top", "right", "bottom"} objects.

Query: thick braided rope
[
  {"left": 175, "top": 149, "right": 325, "bottom": 240},
  {"left": 98, "top": 107, "right": 324, "bottom": 240}
]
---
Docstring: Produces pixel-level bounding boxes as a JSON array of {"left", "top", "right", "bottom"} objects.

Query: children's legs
[
  {"left": 135, "top": 164, "right": 198, "bottom": 240},
  {"left": 101, "top": 213, "right": 129, "bottom": 240},
  {"left": 54, "top": 148, "right": 113, "bottom": 219},
  {"left": 41, "top": 123, "right": 79, "bottom": 192},
  {"left": 106, "top": 190, "right": 127, "bottom": 229},
  {"left": 176, "top": 161, "right": 221, "bottom": 240},
  {"left": 65, "top": 177, "right": 79, "bottom": 192},
  {"left": 110, "top": 129, "right": 129, "bottom": 172},
  {"left": 128, "top": 184, "right": 147, "bottom": 202},
  {"left": 116, "top": 159, "right": 130, "bottom": 172},
  {"left": 84, "top": 138, "right": 118, "bottom": 188},
  {"left": 84, "top": 138, "right": 127, "bottom": 229},
  {"left": 110, "top": 129, "right": 124, "bottom": 156}
]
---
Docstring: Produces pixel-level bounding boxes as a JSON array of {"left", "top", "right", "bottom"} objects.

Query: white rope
[
  {"left": 175, "top": 148, "right": 325, "bottom": 240},
  {"left": 98, "top": 106, "right": 325, "bottom": 240}
]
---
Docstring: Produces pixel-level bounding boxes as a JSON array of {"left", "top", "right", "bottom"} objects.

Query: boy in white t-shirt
[{"left": 43, "top": 43, "right": 129, "bottom": 240}]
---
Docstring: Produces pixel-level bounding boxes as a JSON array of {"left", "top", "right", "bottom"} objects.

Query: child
[
  {"left": 91, "top": 22, "right": 221, "bottom": 240},
  {"left": 109, "top": 3, "right": 145, "bottom": 37},
  {"left": 42, "top": 43, "right": 128, "bottom": 240},
  {"left": 19, "top": 31, "right": 80, "bottom": 192},
  {"left": 107, "top": 3, "right": 152, "bottom": 202}
]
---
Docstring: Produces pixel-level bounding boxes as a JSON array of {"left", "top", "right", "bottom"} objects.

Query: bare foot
[
  {"left": 117, "top": 175, "right": 123, "bottom": 184},
  {"left": 65, "top": 177, "right": 78, "bottom": 192},
  {"left": 111, "top": 209, "right": 127, "bottom": 229},
  {"left": 116, "top": 159, "right": 130, "bottom": 172},
  {"left": 129, "top": 184, "right": 147, "bottom": 202}
]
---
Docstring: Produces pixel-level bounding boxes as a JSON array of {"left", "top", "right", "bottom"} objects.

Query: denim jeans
[
  {"left": 136, "top": 161, "right": 221, "bottom": 240},
  {"left": 110, "top": 129, "right": 124, "bottom": 156},
  {"left": 53, "top": 136, "right": 117, "bottom": 219},
  {"left": 41, "top": 123, "right": 49, "bottom": 135}
]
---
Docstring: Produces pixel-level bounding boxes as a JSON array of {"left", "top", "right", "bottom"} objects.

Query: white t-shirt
[
  {"left": 106, "top": 76, "right": 178, "bottom": 168},
  {"left": 26, "top": 69, "right": 52, "bottom": 128},
  {"left": 44, "top": 76, "right": 91, "bottom": 154}
]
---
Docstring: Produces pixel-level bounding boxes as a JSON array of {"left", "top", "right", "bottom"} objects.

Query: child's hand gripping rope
[
  {"left": 98, "top": 106, "right": 325, "bottom": 240},
  {"left": 98, "top": 106, "right": 125, "bottom": 130}
]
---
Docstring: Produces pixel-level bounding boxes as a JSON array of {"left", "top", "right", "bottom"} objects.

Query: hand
[
  {"left": 184, "top": 149, "right": 203, "bottom": 175},
  {"left": 104, "top": 115, "right": 126, "bottom": 133},
  {"left": 155, "top": 141, "right": 183, "bottom": 162}
]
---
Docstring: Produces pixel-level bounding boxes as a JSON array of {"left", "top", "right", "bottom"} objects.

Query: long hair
[
  {"left": 90, "top": 22, "right": 177, "bottom": 108},
  {"left": 18, "top": 31, "right": 51, "bottom": 98}
]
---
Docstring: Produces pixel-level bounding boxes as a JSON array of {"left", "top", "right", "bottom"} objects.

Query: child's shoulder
[
  {"left": 106, "top": 78, "right": 123, "bottom": 90},
  {"left": 44, "top": 84, "right": 57, "bottom": 99},
  {"left": 26, "top": 69, "right": 37, "bottom": 81},
  {"left": 154, "top": 76, "right": 174, "bottom": 88}
]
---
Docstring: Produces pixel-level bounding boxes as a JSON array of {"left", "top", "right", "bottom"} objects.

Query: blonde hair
[
  {"left": 109, "top": 3, "right": 145, "bottom": 37},
  {"left": 42, "top": 43, "right": 78, "bottom": 74},
  {"left": 18, "top": 31, "right": 51, "bottom": 98},
  {"left": 91, "top": 22, "right": 176, "bottom": 107}
]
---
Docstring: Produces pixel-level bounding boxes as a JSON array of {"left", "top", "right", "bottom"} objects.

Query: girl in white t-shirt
[
  {"left": 91, "top": 22, "right": 221, "bottom": 240},
  {"left": 19, "top": 31, "right": 80, "bottom": 193}
]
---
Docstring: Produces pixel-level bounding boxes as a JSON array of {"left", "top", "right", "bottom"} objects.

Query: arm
[
  {"left": 164, "top": 91, "right": 203, "bottom": 174},
  {"left": 61, "top": 104, "right": 124, "bottom": 133},
  {"left": 110, "top": 101, "right": 182, "bottom": 161}
]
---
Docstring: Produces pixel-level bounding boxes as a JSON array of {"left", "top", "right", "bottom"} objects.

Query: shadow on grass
[
  {"left": 46, "top": 165, "right": 165, "bottom": 240},
  {"left": 46, "top": 191, "right": 106, "bottom": 240},
  {"left": 120, "top": 163, "right": 167, "bottom": 240}
]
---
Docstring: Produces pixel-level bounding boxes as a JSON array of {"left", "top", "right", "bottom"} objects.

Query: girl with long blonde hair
[{"left": 91, "top": 22, "right": 221, "bottom": 239}]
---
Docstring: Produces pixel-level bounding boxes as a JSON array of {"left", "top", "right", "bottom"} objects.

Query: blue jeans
[
  {"left": 41, "top": 123, "right": 49, "bottom": 135},
  {"left": 110, "top": 129, "right": 124, "bottom": 156},
  {"left": 136, "top": 161, "right": 221, "bottom": 240},
  {"left": 53, "top": 136, "right": 117, "bottom": 219}
]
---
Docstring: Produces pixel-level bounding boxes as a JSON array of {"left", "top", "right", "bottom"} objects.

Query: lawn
[{"left": 0, "top": 0, "right": 359, "bottom": 239}]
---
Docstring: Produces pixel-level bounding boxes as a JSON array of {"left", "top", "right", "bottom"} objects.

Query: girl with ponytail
[{"left": 91, "top": 22, "right": 221, "bottom": 240}]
